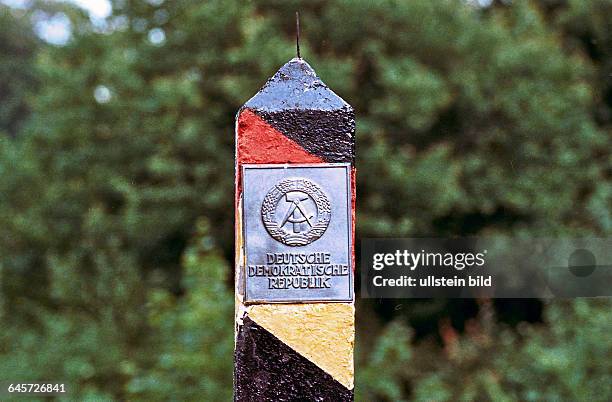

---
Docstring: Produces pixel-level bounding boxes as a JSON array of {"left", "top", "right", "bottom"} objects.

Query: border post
[{"left": 234, "top": 56, "right": 356, "bottom": 401}]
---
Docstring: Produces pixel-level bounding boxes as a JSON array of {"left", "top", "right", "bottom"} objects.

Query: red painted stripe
[{"left": 237, "top": 109, "right": 323, "bottom": 165}]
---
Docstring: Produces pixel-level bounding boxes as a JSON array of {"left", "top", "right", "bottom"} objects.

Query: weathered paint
[
  {"left": 235, "top": 56, "right": 355, "bottom": 401},
  {"left": 234, "top": 317, "right": 353, "bottom": 402},
  {"left": 243, "top": 58, "right": 355, "bottom": 165},
  {"left": 236, "top": 109, "right": 323, "bottom": 166},
  {"left": 256, "top": 108, "right": 355, "bottom": 164},
  {"left": 247, "top": 303, "right": 354, "bottom": 389}
]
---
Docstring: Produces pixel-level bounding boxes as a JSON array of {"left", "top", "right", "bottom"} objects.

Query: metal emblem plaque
[{"left": 242, "top": 164, "right": 353, "bottom": 303}]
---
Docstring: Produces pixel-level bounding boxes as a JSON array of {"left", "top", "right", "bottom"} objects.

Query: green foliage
[
  {"left": 0, "top": 0, "right": 610, "bottom": 400},
  {"left": 0, "top": 6, "right": 39, "bottom": 137},
  {"left": 500, "top": 299, "right": 612, "bottom": 401},
  {"left": 0, "top": 227, "right": 233, "bottom": 401},
  {"left": 126, "top": 232, "right": 233, "bottom": 401},
  {"left": 358, "top": 300, "right": 612, "bottom": 401},
  {"left": 356, "top": 321, "right": 413, "bottom": 402}
]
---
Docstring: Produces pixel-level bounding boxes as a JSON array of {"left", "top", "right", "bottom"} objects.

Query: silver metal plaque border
[{"left": 241, "top": 163, "right": 354, "bottom": 304}]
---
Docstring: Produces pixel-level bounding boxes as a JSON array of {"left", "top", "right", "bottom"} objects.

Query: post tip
[{"left": 295, "top": 11, "right": 301, "bottom": 59}]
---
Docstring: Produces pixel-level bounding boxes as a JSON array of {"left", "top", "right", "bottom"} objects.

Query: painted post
[{"left": 234, "top": 51, "right": 356, "bottom": 400}]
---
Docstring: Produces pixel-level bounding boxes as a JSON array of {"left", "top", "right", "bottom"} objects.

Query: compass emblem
[{"left": 261, "top": 178, "right": 331, "bottom": 246}]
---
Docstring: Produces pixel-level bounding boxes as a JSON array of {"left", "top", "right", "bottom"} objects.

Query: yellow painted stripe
[{"left": 246, "top": 303, "right": 354, "bottom": 389}]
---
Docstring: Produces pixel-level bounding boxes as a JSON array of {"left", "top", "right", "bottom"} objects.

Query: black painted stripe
[
  {"left": 234, "top": 316, "right": 353, "bottom": 402},
  {"left": 255, "top": 108, "right": 355, "bottom": 164}
]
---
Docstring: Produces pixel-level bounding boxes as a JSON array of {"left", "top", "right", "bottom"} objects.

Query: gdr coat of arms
[{"left": 261, "top": 178, "right": 331, "bottom": 246}]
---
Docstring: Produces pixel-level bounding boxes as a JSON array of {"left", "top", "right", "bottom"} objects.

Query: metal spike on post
[
  {"left": 234, "top": 18, "right": 356, "bottom": 402},
  {"left": 296, "top": 11, "right": 301, "bottom": 58}
]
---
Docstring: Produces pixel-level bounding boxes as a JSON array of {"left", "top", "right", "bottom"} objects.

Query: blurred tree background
[{"left": 0, "top": 0, "right": 610, "bottom": 400}]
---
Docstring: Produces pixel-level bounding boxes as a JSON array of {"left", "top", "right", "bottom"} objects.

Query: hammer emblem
[{"left": 280, "top": 192, "right": 315, "bottom": 233}]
